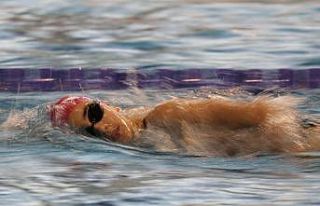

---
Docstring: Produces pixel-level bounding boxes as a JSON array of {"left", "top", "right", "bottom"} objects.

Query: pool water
[
  {"left": 1, "top": 89, "right": 320, "bottom": 205},
  {"left": 0, "top": 0, "right": 320, "bottom": 205},
  {"left": 0, "top": 0, "right": 319, "bottom": 68}
]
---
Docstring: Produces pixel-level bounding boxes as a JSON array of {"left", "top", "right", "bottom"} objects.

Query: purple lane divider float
[{"left": 0, "top": 68, "right": 319, "bottom": 92}]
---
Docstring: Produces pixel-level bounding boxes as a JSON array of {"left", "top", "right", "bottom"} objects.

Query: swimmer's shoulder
[{"left": 143, "top": 98, "right": 200, "bottom": 128}]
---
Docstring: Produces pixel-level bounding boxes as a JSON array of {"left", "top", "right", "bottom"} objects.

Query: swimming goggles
[{"left": 85, "top": 101, "right": 104, "bottom": 136}]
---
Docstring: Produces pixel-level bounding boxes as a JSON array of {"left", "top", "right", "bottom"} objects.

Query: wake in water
[{"left": 0, "top": 105, "right": 52, "bottom": 141}]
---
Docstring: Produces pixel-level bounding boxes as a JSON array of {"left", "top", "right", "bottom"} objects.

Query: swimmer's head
[
  {"left": 49, "top": 96, "right": 91, "bottom": 127},
  {"left": 49, "top": 95, "right": 133, "bottom": 143}
]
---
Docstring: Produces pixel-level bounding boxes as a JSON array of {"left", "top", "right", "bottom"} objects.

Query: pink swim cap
[{"left": 49, "top": 96, "right": 91, "bottom": 127}]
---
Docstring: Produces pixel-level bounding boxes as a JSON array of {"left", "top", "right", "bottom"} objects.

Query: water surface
[
  {"left": 1, "top": 89, "right": 320, "bottom": 205},
  {"left": 0, "top": 0, "right": 319, "bottom": 68},
  {"left": 1, "top": 0, "right": 320, "bottom": 205}
]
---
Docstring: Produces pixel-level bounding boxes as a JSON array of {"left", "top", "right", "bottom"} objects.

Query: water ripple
[
  {"left": 0, "top": 1, "right": 318, "bottom": 68},
  {"left": 1, "top": 1, "right": 320, "bottom": 205}
]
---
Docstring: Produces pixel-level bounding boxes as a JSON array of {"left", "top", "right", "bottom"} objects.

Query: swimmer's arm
[{"left": 144, "top": 98, "right": 268, "bottom": 130}]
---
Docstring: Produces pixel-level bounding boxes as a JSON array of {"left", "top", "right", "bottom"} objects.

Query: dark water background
[{"left": 1, "top": 0, "right": 320, "bottom": 205}]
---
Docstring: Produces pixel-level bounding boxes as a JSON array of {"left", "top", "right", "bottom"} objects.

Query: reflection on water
[{"left": 0, "top": 0, "right": 319, "bottom": 68}]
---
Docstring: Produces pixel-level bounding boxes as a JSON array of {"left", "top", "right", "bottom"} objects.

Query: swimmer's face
[{"left": 67, "top": 100, "right": 133, "bottom": 143}]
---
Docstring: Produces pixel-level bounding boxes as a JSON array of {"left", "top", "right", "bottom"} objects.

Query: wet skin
[
  {"left": 62, "top": 96, "right": 320, "bottom": 156},
  {"left": 67, "top": 100, "right": 134, "bottom": 143}
]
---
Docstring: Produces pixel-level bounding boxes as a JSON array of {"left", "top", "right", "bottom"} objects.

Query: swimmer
[{"left": 49, "top": 95, "right": 320, "bottom": 156}]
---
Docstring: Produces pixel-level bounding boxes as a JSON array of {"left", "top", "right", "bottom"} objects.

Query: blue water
[
  {"left": 1, "top": 89, "right": 320, "bottom": 205},
  {"left": 0, "top": 0, "right": 319, "bottom": 69},
  {"left": 1, "top": 1, "right": 320, "bottom": 205}
]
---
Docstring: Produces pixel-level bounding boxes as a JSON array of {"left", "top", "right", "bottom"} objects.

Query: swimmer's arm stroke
[{"left": 143, "top": 98, "right": 269, "bottom": 130}]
